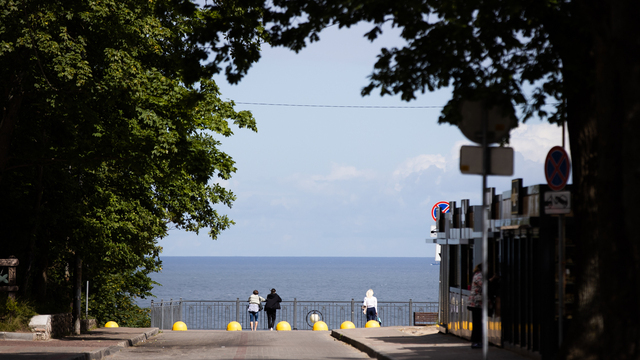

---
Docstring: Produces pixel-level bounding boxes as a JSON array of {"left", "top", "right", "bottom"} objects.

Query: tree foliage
[{"left": 0, "top": 0, "right": 263, "bottom": 326}]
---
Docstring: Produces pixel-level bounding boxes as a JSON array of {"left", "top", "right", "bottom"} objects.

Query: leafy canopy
[{"left": 1, "top": 0, "right": 264, "bottom": 324}]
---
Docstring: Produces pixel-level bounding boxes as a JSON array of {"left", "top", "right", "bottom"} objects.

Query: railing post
[
  {"left": 170, "top": 299, "right": 173, "bottom": 327},
  {"left": 160, "top": 299, "right": 164, "bottom": 330},
  {"left": 409, "top": 299, "right": 413, "bottom": 326},
  {"left": 150, "top": 300, "right": 154, "bottom": 327},
  {"left": 236, "top": 298, "right": 240, "bottom": 322},
  {"left": 179, "top": 298, "right": 183, "bottom": 323},
  {"left": 351, "top": 299, "right": 355, "bottom": 323},
  {"left": 293, "top": 298, "right": 297, "bottom": 330}
]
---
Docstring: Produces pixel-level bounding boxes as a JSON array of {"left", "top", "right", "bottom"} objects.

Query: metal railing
[{"left": 150, "top": 298, "right": 438, "bottom": 330}]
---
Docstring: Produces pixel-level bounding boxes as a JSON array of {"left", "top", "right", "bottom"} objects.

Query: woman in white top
[
  {"left": 362, "top": 289, "right": 378, "bottom": 322},
  {"left": 248, "top": 290, "right": 266, "bottom": 331}
]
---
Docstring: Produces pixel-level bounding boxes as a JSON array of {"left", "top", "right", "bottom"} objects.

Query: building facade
[{"left": 433, "top": 180, "right": 574, "bottom": 359}]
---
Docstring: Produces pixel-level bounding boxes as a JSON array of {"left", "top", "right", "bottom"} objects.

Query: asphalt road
[{"left": 107, "top": 330, "right": 370, "bottom": 360}]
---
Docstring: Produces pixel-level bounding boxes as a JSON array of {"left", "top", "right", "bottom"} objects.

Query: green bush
[
  {"left": 0, "top": 295, "right": 38, "bottom": 332},
  {"left": 89, "top": 272, "right": 152, "bottom": 328}
]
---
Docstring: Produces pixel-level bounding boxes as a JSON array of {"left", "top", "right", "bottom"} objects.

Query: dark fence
[{"left": 150, "top": 298, "right": 438, "bottom": 330}]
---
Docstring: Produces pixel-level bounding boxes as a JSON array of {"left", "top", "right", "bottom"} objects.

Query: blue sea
[{"left": 142, "top": 257, "right": 440, "bottom": 306}]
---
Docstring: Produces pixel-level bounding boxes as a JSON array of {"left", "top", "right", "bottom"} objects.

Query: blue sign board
[{"left": 431, "top": 201, "right": 450, "bottom": 222}]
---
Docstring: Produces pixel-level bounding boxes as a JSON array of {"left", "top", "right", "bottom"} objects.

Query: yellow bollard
[
  {"left": 276, "top": 321, "right": 291, "bottom": 331},
  {"left": 104, "top": 321, "right": 119, "bottom": 328},
  {"left": 313, "top": 321, "right": 328, "bottom": 331},
  {"left": 365, "top": 320, "right": 380, "bottom": 328},
  {"left": 172, "top": 321, "right": 187, "bottom": 331},
  {"left": 227, "top": 321, "right": 242, "bottom": 331},
  {"left": 340, "top": 321, "right": 356, "bottom": 329}
]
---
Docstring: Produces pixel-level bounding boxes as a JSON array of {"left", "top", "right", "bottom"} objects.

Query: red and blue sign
[
  {"left": 545, "top": 146, "right": 571, "bottom": 191},
  {"left": 431, "top": 201, "right": 450, "bottom": 222}
]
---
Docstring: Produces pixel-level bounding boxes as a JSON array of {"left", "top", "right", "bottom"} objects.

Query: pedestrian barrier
[{"left": 150, "top": 299, "right": 438, "bottom": 330}]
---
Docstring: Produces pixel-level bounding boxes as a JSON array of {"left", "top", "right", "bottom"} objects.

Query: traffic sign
[
  {"left": 460, "top": 145, "right": 514, "bottom": 176},
  {"left": 545, "top": 146, "right": 571, "bottom": 191},
  {"left": 431, "top": 201, "right": 450, "bottom": 222}
]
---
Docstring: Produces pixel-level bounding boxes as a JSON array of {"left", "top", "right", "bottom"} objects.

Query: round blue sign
[
  {"left": 545, "top": 146, "right": 571, "bottom": 191},
  {"left": 431, "top": 201, "right": 450, "bottom": 222}
]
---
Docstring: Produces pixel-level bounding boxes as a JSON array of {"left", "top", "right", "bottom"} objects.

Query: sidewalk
[
  {"left": 0, "top": 326, "right": 530, "bottom": 360},
  {"left": 0, "top": 327, "right": 158, "bottom": 360},
  {"left": 332, "top": 326, "right": 529, "bottom": 360}
]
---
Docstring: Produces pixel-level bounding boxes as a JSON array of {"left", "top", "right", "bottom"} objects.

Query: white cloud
[
  {"left": 393, "top": 154, "right": 446, "bottom": 179},
  {"left": 290, "top": 163, "right": 376, "bottom": 194},
  {"left": 510, "top": 122, "right": 568, "bottom": 163},
  {"left": 270, "top": 197, "right": 299, "bottom": 209},
  {"left": 312, "top": 164, "right": 376, "bottom": 181}
]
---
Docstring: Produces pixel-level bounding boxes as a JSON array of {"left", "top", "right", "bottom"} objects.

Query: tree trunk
[
  {"left": 563, "top": 0, "right": 640, "bottom": 358},
  {"left": 22, "top": 165, "right": 44, "bottom": 296},
  {"left": 73, "top": 256, "right": 82, "bottom": 335}
]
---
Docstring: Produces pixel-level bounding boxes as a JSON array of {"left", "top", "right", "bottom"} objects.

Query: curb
[
  {"left": 0, "top": 332, "right": 37, "bottom": 341},
  {"left": 82, "top": 328, "right": 160, "bottom": 360},
  {"left": 331, "top": 329, "right": 393, "bottom": 360}
]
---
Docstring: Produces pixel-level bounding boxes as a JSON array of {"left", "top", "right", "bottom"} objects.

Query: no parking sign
[
  {"left": 545, "top": 146, "right": 571, "bottom": 191},
  {"left": 431, "top": 201, "right": 450, "bottom": 222}
]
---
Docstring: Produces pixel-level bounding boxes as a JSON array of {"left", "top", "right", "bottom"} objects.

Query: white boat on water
[{"left": 431, "top": 244, "right": 441, "bottom": 265}]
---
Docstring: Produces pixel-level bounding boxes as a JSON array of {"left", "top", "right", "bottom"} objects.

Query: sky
[{"left": 159, "top": 23, "right": 570, "bottom": 258}]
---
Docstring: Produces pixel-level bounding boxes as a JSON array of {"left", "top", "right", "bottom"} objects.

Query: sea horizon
[{"left": 144, "top": 256, "right": 440, "bottom": 305}]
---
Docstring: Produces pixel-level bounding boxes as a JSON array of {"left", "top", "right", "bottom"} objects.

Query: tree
[
  {"left": 0, "top": 0, "right": 264, "bottom": 328},
  {"left": 256, "top": 0, "right": 639, "bottom": 358}
]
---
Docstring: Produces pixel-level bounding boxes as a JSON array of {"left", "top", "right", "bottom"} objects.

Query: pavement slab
[
  {"left": 107, "top": 330, "right": 370, "bottom": 360},
  {"left": 332, "top": 326, "right": 530, "bottom": 360},
  {"left": 1, "top": 326, "right": 533, "bottom": 360},
  {"left": 0, "top": 327, "right": 158, "bottom": 360}
]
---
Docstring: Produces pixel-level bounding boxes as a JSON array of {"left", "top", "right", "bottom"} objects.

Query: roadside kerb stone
[{"left": 0, "top": 332, "right": 37, "bottom": 341}]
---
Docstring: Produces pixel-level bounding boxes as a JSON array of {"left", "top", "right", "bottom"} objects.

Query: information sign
[{"left": 544, "top": 191, "right": 571, "bottom": 214}]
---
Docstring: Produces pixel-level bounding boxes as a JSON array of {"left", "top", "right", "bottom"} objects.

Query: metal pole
[
  {"left": 86, "top": 281, "right": 89, "bottom": 319},
  {"left": 236, "top": 298, "right": 240, "bottom": 322},
  {"left": 481, "top": 108, "right": 489, "bottom": 359},
  {"left": 558, "top": 215, "right": 564, "bottom": 346},
  {"left": 151, "top": 300, "right": 154, "bottom": 327},
  {"left": 409, "top": 299, "right": 413, "bottom": 325},
  {"left": 293, "top": 298, "right": 298, "bottom": 330},
  {"left": 559, "top": 114, "right": 566, "bottom": 348},
  {"left": 161, "top": 299, "right": 164, "bottom": 330},
  {"left": 351, "top": 299, "right": 355, "bottom": 323}
]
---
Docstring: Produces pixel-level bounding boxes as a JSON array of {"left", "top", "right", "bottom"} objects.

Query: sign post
[
  {"left": 0, "top": 257, "right": 19, "bottom": 299},
  {"left": 457, "top": 99, "right": 516, "bottom": 359},
  {"left": 544, "top": 146, "right": 571, "bottom": 347}
]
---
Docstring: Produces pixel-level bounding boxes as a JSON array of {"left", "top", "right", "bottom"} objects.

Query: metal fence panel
[{"left": 150, "top": 299, "right": 438, "bottom": 330}]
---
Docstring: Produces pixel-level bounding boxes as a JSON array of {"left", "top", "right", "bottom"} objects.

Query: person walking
[
  {"left": 468, "top": 263, "right": 483, "bottom": 349},
  {"left": 264, "top": 288, "right": 282, "bottom": 330},
  {"left": 362, "top": 289, "right": 378, "bottom": 322},
  {"left": 248, "top": 290, "right": 265, "bottom": 331}
]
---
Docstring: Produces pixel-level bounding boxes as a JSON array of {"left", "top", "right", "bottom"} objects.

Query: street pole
[
  {"left": 481, "top": 109, "right": 489, "bottom": 359},
  {"left": 558, "top": 117, "right": 566, "bottom": 346},
  {"left": 558, "top": 214, "right": 564, "bottom": 346}
]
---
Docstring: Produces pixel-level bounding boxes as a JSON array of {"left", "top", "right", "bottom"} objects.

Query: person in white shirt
[
  {"left": 248, "top": 290, "right": 266, "bottom": 331},
  {"left": 362, "top": 289, "right": 378, "bottom": 322}
]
